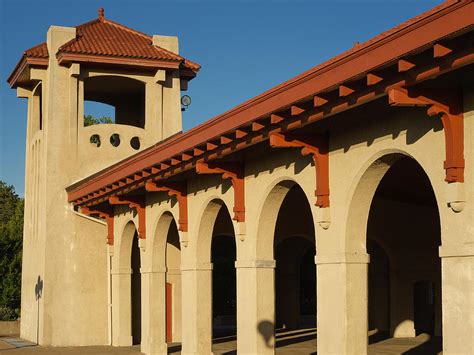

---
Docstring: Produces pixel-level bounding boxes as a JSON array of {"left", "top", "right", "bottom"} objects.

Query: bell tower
[{"left": 8, "top": 9, "right": 199, "bottom": 346}]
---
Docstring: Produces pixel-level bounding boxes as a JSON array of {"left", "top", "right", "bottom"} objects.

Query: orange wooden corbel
[
  {"left": 81, "top": 206, "right": 114, "bottom": 245},
  {"left": 109, "top": 195, "right": 146, "bottom": 239},
  {"left": 145, "top": 181, "right": 188, "bottom": 232},
  {"left": 389, "top": 87, "right": 464, "bottom": 183},
  {"left": 195, "top": 162, "right": 245, "bottom": 222},
  {"left": 269, "top": 132, "right": 330, "bottom": 208}
]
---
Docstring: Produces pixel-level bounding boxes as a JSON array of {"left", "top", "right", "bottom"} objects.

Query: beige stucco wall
[{"left": 18, "top": 24, "right": 185, "bottom": 347}]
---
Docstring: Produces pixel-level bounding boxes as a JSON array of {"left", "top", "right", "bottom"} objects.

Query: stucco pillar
[
  {"left": 180, "top": 263, "right": 213, "bottom": 355},
  {"left": 439, "top": 243, "right": 474, "bottom": 355},
  {"left": 235, "top": 259, "right": 276, "bottom": 355},
  {"left": 167, "top": 269, "right": 182, "bottom": 342},
  {"left": 316, "top": 253, "right": 369, "bottom": 355},
  {"left": 141, "top": 268, "right": 167, "bottom": 355},
  {"left": 111, "top": 268, "right": 133, "bottom": 346}
]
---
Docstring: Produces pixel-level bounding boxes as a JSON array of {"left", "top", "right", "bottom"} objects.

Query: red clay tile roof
[
  {"left": 25, "top": 42, "right": 49, "bottom": 58},
  {"left": 57, "top": 16, "right": 200, "bottom": 71},
  {"left": 7, "top": 9, "right": 200, "bottom": 87}
]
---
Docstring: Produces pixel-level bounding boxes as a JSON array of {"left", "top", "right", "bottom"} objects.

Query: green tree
[
  {"left": 0, "top": 181, "right": 23, "bottom": 320},
  {"left": 84, "top": 114, "right": 113, "bottom": 126}
]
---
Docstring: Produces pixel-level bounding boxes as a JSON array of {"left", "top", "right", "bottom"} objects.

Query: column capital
[
  {"left": 181, "top": 262, "right": 213, "bottom": 271},
  {"left": 439, "top": 243, "right": 474, "bottom": 258},
  {"left": 235, "top": 259, "right": 276, "bottom": 269},
  {"left": 315, "top": 252, "right": 370, "bottom": 265},
  {"left": 139, "top": 266, "right": 167, "bottom": 274}
]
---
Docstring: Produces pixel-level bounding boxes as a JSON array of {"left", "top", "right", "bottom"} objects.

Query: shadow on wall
[{"left": 258, "top": 320, "right": 274, "bottom": 348}]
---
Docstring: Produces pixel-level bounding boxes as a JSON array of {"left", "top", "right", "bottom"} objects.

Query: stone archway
[
  {"left": 181, "top": 199, "right": 236, "bottom": 355},
  {"left": 237, "top": 180, "right": 315, "bottom": 354},
  {"left": 342, "top": 152, "right": 442, "bottom": 354},
  {"left": 367, "top": 157, "right": 441, "bottom": 345}
]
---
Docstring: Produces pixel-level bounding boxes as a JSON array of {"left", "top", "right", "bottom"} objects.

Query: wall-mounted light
[{"left": 181, "top": 95, "right": 191, "bottom": 112}]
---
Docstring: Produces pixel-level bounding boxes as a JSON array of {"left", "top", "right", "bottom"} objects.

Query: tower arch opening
[{"left": 83, "top": 75, "right": 145, "bottom": 128}]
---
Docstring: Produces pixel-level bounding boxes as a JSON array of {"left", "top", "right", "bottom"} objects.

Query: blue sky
[{"left": 0, "top": 0, "right": 441, "bottom": 196}]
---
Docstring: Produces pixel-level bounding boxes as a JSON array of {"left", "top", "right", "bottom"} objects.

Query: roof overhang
[
  {"left": 57, "top": 52, "right": 183, "bottom": 70},
  {"left": 7, "top": 56, "right": 49, "bottom": 88},
  {"left": 67, "top": 0, "right": 474, "bottom": 206}
]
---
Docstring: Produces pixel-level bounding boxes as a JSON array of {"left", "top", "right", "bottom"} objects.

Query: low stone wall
[{"left": 0, "top": 321, "right": 20, "bottom": 336}]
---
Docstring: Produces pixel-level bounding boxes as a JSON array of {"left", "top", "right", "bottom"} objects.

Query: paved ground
[{"left": 0, "top": 329, "right": 442, "bottom": 354}]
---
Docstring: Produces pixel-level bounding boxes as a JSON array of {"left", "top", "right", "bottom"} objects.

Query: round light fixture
[{"left": 181, "top": 95, "right": 191, "bottom": 107}]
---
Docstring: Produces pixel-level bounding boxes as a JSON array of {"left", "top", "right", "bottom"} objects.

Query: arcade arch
[{"left": 346, "top": 153, "right": 442, "bottom": 351}]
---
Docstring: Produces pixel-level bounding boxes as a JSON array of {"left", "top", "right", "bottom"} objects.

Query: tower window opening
[{"left": 83, "top": 76, "right": 145, "bottom": 128}]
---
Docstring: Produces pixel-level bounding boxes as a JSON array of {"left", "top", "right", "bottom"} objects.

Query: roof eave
[
  {"left": 66, "top": 0, "right": 474, "bottom": 204},
  {"left": 57, "top": 52, "right": 182, "bottom": 70},
  {"left": 7, "top": 56, "right": 49, "bottom": 88}
]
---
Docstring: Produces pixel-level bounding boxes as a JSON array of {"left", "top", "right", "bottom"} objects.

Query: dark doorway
[
  {"left": 212, "top": 234, "right": 236, "bottom": 338},
  {"left": 131, "top": 233, "right": 141, "bottom": 345},
  {"left": 414, "top": 280, "right": 435, "bottom": 335},
  {"left": 275, "top": 236, "right": 315, "bottom": 330}
]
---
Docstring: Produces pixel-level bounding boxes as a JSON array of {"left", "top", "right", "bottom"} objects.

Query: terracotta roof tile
[
  {"left": 15, "top": 13, "right": 200, "bottom": 72},
  {"left": 25, "top": 42, "right": 48, "bottom": 58}
]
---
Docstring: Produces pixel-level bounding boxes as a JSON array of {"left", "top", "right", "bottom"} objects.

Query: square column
[
  {"left": 439, "top": 244, "right": 474, "bottom": 355},
  {"left": 316, "top": 253, "right": 369, "bottom": 355},
  {"left": 111, "top": 268, "right": 133, "bottom": 346},
  {"left": 235, "top": 259, "right": 276, "bottom": 355},
  {"left": 180, "top": 263, "right": 213, "bottom": 355},
  {"left": 140, "top": 268, "right": 168, "bottom": 355}
]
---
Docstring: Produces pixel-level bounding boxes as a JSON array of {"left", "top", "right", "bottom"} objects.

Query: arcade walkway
[{"left": 1, "top": 330, "right": 442, "bottom": 354}]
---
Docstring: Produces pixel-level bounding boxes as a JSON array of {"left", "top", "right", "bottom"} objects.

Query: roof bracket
[
  {"left": 109, "top": 195, "right": 146, "bottom": 239},
  {"left": 145, "top": 181, "right": 188, "bottom": 232},
  {"left": 81, "top": 206, "right": 114, "bottom": 245},
  {"left": 269, "top": 132, "right": 330, "bottom": 208},
  {"left": 195, "top": 162, "right": 245, "bottom": 222},
  {"left": 389, "top": 87, "right": 464, "bottom": 183}
]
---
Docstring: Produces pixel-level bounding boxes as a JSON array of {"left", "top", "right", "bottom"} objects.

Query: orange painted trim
[
  {"left": 109, "top": 196, "right": 146, "bottom": 239},
  {"left": 66, "top": 2, "right": 473, "bottom": 205},
  {"left": 388, "top": 87, "right": 464, "bottom": 183},
  {"left": 269, "top": 132, "right": 330, "bottom": 207},
  {"left": 145, "top": 181, "right": 188, "bottom": 232},
  {"left": 68, "top": 47, "right": 473, "bottom": 207},
  {"left": 81, "top": 206, "right": 115, "bottom": 245},
  {"left": 195, "top": 162, "right": 245, "bottom": 222}
]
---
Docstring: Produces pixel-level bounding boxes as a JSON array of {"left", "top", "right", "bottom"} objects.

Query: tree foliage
[
  {"left": 84, "top": 114, "right": 113, "bottom": 126},
  {"left": 0, "top": 181, "right": 23, "bottom": 320}
]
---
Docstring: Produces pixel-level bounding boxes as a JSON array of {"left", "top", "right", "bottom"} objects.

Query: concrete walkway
[{"left": 0, "top": 330, "right": 442, "bottom": 354}]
